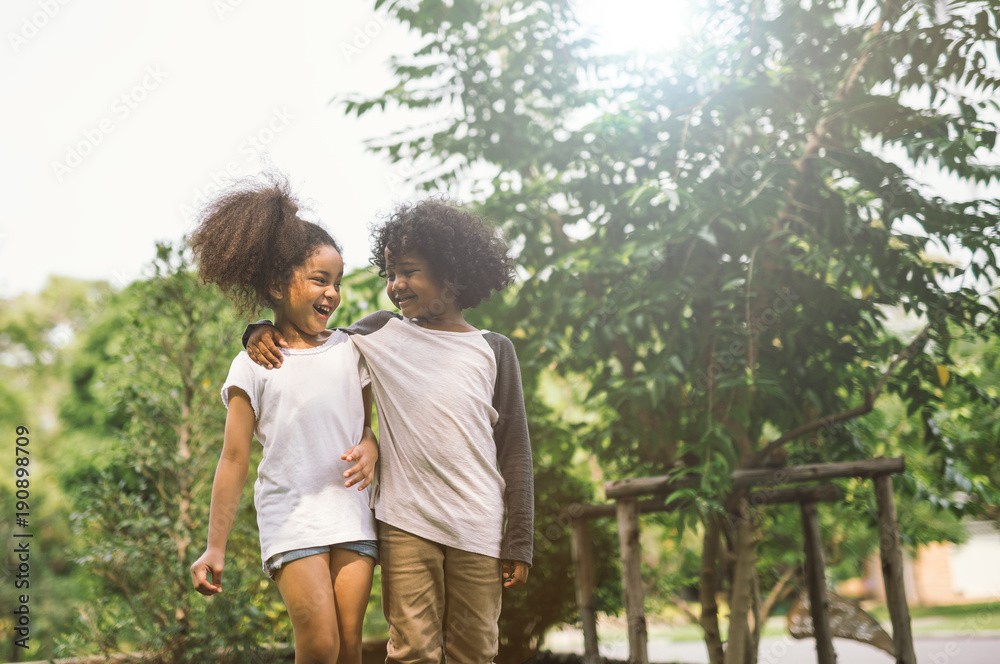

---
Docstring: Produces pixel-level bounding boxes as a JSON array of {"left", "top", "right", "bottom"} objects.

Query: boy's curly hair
[
  {"left": 370, "top": 199, "right": 515, "bottom": 310},
  {"left": 189, "top": 171, "right": 341, "bottom": 316}
]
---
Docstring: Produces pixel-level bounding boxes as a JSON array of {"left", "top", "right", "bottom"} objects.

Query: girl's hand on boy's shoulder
[
  {"left": 502, "top": 560, "right": 529, "bottom": 589},
  {"left": 247, "top": 325, "right": 288, "bottom": 369},
  {"left": 341, "top": 430, "right": 378, "bottom": 490}
]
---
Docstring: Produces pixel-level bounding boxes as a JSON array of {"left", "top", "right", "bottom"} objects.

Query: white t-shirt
[{"left": 221, "top": 330, "right": 376, "bottom": 565}]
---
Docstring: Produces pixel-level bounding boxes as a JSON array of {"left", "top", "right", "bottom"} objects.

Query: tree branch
[
  {"left": 760, "top": 563, "right": 800, "bottom": 623},
  {"left": 751, "top": 321, "right": 932, "bottom": 467},
  {"left": 774, "top": 1, "right": 893, "bottom": 232}
]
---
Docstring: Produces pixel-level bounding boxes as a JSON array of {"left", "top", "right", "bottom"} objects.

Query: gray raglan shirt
[{"left": 244, "top": 311, "right": 534, "bottom": 565}]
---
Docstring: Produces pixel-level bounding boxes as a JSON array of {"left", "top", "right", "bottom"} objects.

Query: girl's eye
[{"left": 335, "top": 283, "right": 342, "bottom": 291}]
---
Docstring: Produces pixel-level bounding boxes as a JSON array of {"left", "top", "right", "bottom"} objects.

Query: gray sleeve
[
  {"left": 342, "top": 310, "right": 400, "bottom": 336},
  {"left": 241, "top": 319, "right": 274, "bottom": 348},
  {"left": 484, "top": 332, "right": 534, "bottom": 566},
  {"left": 240, "top": 310, "right": 399, "bottom": 348}
]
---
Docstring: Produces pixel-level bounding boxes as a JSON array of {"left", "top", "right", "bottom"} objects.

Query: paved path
[{"left": 546, "top": 631, "right": 1000, "bottom": 663}]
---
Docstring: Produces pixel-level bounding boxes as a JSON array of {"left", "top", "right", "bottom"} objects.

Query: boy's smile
[{"left": 384, "top": 248, "right": 464, "bottom": 326}]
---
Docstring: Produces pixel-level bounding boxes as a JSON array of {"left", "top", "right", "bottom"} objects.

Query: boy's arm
[
  {"left": 487, "top": 333, "right": 535, "bottom": 569},
  {"left": 243, "top": 320, "right": 287, "bottom": 369},
  {"left": 245, "top": 311, "right": 400, "bottom": 369},
  {"left": 190, "top": 387, "right": 254, "bottom": 595},
  {"left": 341, "top": 385, "right": 378, "bottom": 490}
]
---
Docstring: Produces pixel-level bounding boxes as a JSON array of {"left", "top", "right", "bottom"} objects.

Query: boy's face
[{"left": 384, "top": 247, "right": 458, "bottom": 320}]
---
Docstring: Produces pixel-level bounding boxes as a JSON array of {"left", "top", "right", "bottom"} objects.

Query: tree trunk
[
  {"left": 749, "top": 567, "right": 761, "bottom": 664},
  {"left": 700, "top": 513, "right": 726, "bottom": 664},
  {"left": 725, "top": 501, "right": 755, "bottom": 664}
]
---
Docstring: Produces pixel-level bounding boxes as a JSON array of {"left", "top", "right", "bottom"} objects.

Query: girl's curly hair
[
  {"left": 189, "top": 171, "right": 340, "bottom": 316},
  {"left": 370, "top": 199, "right": 515, "bottom": 310}
]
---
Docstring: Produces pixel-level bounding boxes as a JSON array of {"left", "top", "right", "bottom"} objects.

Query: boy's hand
[
  {"left": 502, "top": 560, "right": 529, "bottom": 588},
  {"left": 247, "top": 325, "right": 287, "bottom": 369},
  {"left": 191, "top": 548, "right": 226, "bottom": 595},
  {"left": 341, "top": 428, "right": 378, "bottom": 490}
]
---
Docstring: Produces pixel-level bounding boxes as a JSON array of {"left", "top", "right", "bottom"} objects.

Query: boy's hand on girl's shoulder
[
  {"left": 502, "top": 560, "right": 529, "bottom": 589},
  {"left": 341, "top": 430, "right": 378, "bottom": 490},
  {"left": 247, "top": 325, "right": 287, "bottom": 369}
]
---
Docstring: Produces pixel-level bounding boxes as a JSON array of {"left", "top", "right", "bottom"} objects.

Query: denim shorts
[{"left": 263, "top": 540, "right": 379, "bottom": 579}]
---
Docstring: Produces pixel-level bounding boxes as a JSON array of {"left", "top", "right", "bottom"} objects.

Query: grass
[{"left": 867, "top": 600, "right": 1000, "bottom": 634}]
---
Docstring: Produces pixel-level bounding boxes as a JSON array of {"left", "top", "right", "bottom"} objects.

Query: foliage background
[{"left": 3, "top": 0, "right": 1000, "bottom": 661}]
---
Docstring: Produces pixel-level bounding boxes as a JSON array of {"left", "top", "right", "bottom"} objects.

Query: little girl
[
  {"left": 245, "top": 199, "right": 534, "bottom": 664},
  {"left": 188, "top": 173, "right": 379, "bottom": 664}
]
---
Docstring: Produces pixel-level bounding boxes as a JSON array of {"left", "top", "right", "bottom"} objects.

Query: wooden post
[
  {"left": 571, "top": 517, "right": 600, "bottom": 664},
  {"left": 616, "top": 498, "right": 648, "bottom": 664},
  {"left": 604, "top": 457, "right": 905, "bottom": 500},
  {"left": 874, "top": 475, "right": 917, "bottom": 664},
  {"left": 800, "top": 501, "right": 836, "bottom": 664}
]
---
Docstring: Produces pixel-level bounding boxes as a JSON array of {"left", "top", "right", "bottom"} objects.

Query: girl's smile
[{"left": 274, "top": 244, "right": 344, "bottom": 347}]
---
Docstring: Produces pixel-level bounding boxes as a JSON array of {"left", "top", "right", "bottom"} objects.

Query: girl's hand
[
  {"left": 247, "top": 325, "right": 288, "bottom": 369},
  {"left": 190, "top": 548, "right": 226, "bottom": 595},
  {"left": 341, "top": 428, "right": 378, "bottom": 490},
  {"left": 502, "top": 560, "right": 529, "bottom": 589}
]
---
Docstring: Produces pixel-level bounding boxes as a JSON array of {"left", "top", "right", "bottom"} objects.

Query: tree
[
  {"left": 61, "top": 244, "right": 290, "bottom": 662},
  {"left": 345, "top": 0, "right": 1000, "bottom": 660}
]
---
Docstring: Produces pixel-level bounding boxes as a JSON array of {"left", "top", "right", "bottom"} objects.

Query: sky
[
  {"left": 1, "top": 0, "right": 429, "bottom": 298},
  {"left": 2, "top": 1, "right": 994, "bottom": 300},
  {"left": 0, "top": 0, "right": 680, "bottom": 300}
]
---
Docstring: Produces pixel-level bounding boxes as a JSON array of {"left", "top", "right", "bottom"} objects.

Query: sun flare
[{"left": 573, "top": 0, "right": 695, "bottom": 55}]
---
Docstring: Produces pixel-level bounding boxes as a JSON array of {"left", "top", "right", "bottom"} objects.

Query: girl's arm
[{"left": 190, "top": 387, "right": 254, "bottom": 595}]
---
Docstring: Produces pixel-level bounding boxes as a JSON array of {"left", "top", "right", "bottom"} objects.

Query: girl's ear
[{"left": 269, "top": 284, "right": 283, "bottom": 301}]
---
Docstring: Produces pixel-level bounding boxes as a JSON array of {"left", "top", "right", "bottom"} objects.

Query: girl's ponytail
[{"left": 190, "top": 172, "right": 339, "bottom": 315}]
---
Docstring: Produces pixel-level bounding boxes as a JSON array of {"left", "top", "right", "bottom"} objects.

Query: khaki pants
[{"left": 379, "top": 521, "right": 502, "bottom": 664}]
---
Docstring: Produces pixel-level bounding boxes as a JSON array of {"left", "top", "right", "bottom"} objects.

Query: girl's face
[
  {"left": 273, "top": 244, "right": 343, "bottom": 344},
  {"left": 384, "top": 248, "right": 458, "bottom": 320}
]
